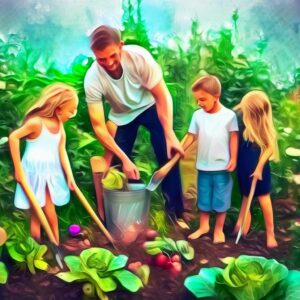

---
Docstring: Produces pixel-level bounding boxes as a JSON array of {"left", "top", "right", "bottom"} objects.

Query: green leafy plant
[
  {"left": 6, "top": 237, "right": 49, "bottom": 274},
  {"left": 143, "top": 236, "right": 194, "bottom": 260},
  {"left": 102, "top": 167, "right": 128, "bottom": 191},
  {"left": 184, "top": 255, "right": 300, "bottom": 300},
  {"left": 0, "top": 261, "right": 8, "bottom": 284},
  {"left": 56, "top": 247, "right": 143, "bottom": 300}
]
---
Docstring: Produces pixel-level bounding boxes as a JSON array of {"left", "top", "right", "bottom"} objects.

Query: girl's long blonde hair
[
  {"left": 24, "top": 83, "right": 78, "bottom": 122},
  {"left": 235, "top": 90, "right": 279, "bottom": 162}
]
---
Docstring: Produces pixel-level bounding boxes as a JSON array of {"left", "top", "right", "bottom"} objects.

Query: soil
[{"left": 0, "top": 196, "right": 296, "bottom": 300}]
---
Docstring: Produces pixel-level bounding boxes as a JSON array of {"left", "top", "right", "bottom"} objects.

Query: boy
[{"left": 183, "top": 75, "right": 238, "bottom": 243}]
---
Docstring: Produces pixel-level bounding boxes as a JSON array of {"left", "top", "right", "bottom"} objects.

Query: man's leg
[{"left": 139, "top": 105, "right": 184, "bottom": 217}]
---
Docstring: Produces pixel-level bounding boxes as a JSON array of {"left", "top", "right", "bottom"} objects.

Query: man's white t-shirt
[
  {"left": 188, "top": 105, "right": 238, "bottom": 171},
  {"left": 84, "top": 45, "right": 162, "bottom": 126}
]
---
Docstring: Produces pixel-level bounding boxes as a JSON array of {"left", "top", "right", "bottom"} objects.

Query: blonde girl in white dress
[{"left": 9, "top": 83, "right": 78, "bottom": 244}]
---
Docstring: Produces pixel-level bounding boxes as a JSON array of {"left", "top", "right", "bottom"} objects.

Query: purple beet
[{"left": 69, "top": 224, "right": 81, "bottom": 236}]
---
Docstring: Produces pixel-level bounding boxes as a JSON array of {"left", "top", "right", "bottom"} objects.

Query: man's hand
[
  {"left": 122, "top": 157, "right": 140, "bottom": 180},
  {"left": 165, "top": 132, "right": 184, "bottom": 159}
]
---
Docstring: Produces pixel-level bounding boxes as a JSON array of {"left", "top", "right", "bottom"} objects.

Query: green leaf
[
  {"left": 26, "top": 248, "right": 36, "bottom": 274},
  {"left": 77, "top": 132, "right": 96, "bottom": 149},
  {"left": 135, "top": 265, "right": 150, "bottom": 285},
  {"left": 34, "top": 259, "right": 49, "bottom": 271},
  {"left": 6, "top": 244, "right": 25, "bottom": 262},
  {"left": 102, "top": 168, "right": 127, "bottom": 190},
  {"left": 274, "top": 270, "right": 300, "bottom": 300},
  {"left": 80, "top": 247, "right": 115, "bottom": 266},
  {"left": 106, "top": 255, "right": 128, "bottom": 272},
  {"left": 285, "top": 270, "right": 300, "bottom": 299},
  {"left": 35, "top": 245, "right": 48, "bottom": 260},
  {"left": 64, "top": 256, "right": 82, "bottom": 272},
  {"left": 162, "top": 237, "right": 177, "bottom": 251},
  {"left": 145, "top": 247, "right": 162, "bottom": 255},
  {"left": 184, "top": 267, "right": 223, "bottom": 298},
  {"left": 0, "top": 262, "right": 8, "bottom": 284},
  {"left": 56, "top": 271, "right": 88, "bottom": 282},
  {"left": 81, "top": 248, "right": 114, "bottom": 269},
  {"left": 113, "top": 269, "right": 143, "bottom": 292},
  {"left": 98, "top": 276, "right": 117, "bottom": 292},
  {"left": 175, "top": 240, "right": 195, "bottom": 260}
]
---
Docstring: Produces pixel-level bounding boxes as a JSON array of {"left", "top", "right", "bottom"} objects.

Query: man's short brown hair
[
  {"left": 192, "top": 75, "right": 221, "bottom": 97},
  {"left": 90, "top": 25, "right": 121, "bottom": 51}
]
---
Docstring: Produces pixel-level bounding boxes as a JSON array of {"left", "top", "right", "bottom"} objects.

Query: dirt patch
[{"left": 0, "top": 199, "right": 293, "bottom": 300}]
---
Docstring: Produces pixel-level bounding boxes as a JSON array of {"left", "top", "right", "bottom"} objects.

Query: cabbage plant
[
  {"left": 6, "top": 237, "right": 49, "bottom": 275},
  {"left": 184, "top": 255, "right": 300, "bottom": 300},
  {"left": 56, "top": 247, "right": 143, "bottom": 300}
]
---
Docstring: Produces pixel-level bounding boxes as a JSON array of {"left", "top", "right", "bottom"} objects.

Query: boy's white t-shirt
[
  {"left": 84, "top": 45, "right": 162, "bottom": 126},
  {"left": 188, "top": 105, "right": 238, "bottom": 171}
]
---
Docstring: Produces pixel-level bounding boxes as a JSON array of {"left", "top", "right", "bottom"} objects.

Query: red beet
[
  {"left": 154, "top": 253, "right": 169, "bottom": 268},
  {"left": 145, "top": 229, "right": 158, "bottom": 240},
  {"left": 171, "top": 254, "right": 181, "bottom": 262},
  {"left": 128, "top": 261, "right": 142, "bottom": 272},
  {"left": 170, "top": 262, "right": 182, "bottom": 276}
]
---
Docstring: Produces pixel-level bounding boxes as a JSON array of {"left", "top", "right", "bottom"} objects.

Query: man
[{"left": 84, "top": 25, "right": 188, "bottom": 226}]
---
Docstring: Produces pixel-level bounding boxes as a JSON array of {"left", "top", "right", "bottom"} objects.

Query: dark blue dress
[{"left": 237, "top": 114, "right": 271, "bottom": 197}]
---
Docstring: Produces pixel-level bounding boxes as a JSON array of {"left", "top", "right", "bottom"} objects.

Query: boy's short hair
[
  {"left": 192, "top": 75, "right": 221, "bottom": 97},
  {"left": 90, "top": 25, "right": 121, "bottom": 51}
]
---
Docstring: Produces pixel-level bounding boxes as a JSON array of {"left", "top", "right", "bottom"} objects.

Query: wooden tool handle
[
  {"left": 20, "top": 182, "right": 58, "bottom": 245},
  {"left": 73, "top": 185, "right": 115, "bottom": 245}
]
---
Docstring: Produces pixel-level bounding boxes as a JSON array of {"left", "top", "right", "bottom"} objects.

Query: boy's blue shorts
[{"left": 197, "top": 170, "right": 233, "bottom": 213}]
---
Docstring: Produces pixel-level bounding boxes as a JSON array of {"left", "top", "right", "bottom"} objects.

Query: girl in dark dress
[{"left": 233, "top": 91, "right": 279, "bottom": 248}]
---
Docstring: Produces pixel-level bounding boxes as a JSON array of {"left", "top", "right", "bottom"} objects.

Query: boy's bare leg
[
  {"left": 43, "top": 186, "right": 59, "bottom": 244},
  {"left": 188, "top": 211, "right": 210, "bottom": 240},
  {"left": 214, "top": 212, "right": 226, "bottom": 244},
  {"left": 233, "top": 196, "right": 252, "bottom": 236},
  {"left": 258, "top": 194, "right": 278, "bottom": 248},
  {"left": 30, "top": 210, "right": 41, "bottom": 242}
]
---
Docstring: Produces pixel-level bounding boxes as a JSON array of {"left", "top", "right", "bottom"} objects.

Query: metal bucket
[{"left": 103, "top": 183, "right": 150, "bottom": 242}]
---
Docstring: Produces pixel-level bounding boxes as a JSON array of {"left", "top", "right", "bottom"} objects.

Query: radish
[
  {"left": 154, "top": 253, "right": 169, "bottom": 268},
  {"left": 170, "top": 262, "right": 182, "bottom": 276},
  {"left": 171, "top": 254, "right": 181, "bottom": 262},
  {"left": 128, "top": 261, "right": 142, "bottom": 272},
  {"left": 145, "top": 229, "right": 158, "bottom": 240}
]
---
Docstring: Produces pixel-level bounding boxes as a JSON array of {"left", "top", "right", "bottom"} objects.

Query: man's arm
[
  {"left": 87, "top": 102, "right": 140, "bottom": 179},
  {"left": 150, "top": 79, "right": 184, "bottom": 158}
]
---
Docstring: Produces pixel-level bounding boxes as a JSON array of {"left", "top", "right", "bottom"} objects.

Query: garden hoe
[
  {"left": 146, "top": 134, "right": 189, "bottom": 192},
  {"left": 90, "top": 120, "right": 117, "bottom": 222},
  {"left": 235, "top": 177, "right": 258, "bottom": 244},
  {"left": 19, "top": 182, "right": 64, "bottom": 269},
  {"left": 146, "top": 134, "right": 191, "bottom": 230},
  {"left": 73, "top": 185, "right": 116, "bottom": 247}
]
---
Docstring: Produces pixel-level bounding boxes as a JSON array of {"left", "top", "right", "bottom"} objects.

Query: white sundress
[{"left": 14, "top": 122, "right": 70, "bottom": 209}]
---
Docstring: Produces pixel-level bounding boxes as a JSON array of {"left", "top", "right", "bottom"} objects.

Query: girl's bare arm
[{"left": 252, "top": 146, "right": 274, "bottom": 180}]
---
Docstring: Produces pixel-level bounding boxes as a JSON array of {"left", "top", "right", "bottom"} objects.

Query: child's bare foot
[
  {"left": 188, "top": 227, "right": 209, "bottom": 240},
  {"left": 266, "top": 235, "right": 278, "bottom": 248},
  {"left": 213, "top": 231, "right": 225, "bottom": 244}
]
